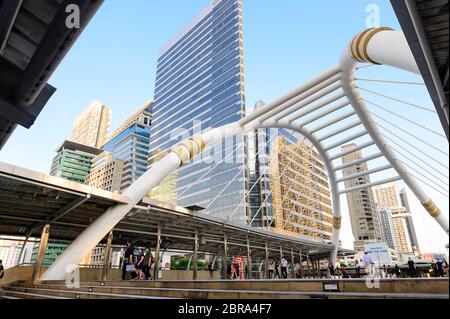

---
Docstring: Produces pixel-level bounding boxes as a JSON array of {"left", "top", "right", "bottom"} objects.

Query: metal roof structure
[
  {"left": 391, "top": 0, "right": 449, "bottom": 139},
  {"left": 0, "top": 161, "right": 353, "bottom": 259},
  {"left": 0, "top": 0, "right": 104, "bottom": 150}
]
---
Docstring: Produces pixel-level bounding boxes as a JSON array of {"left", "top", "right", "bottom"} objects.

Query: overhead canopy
[{"left": 0, "top": 161, "right": 354, "bottom": 259}]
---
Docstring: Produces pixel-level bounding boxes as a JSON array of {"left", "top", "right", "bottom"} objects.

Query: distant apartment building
[
  {"left": 100, "top": 101, "right": 152, "bottom": 191},
  {"left": 0, "top": 239, "right": 33, "bottom": 269},
  {"left": 90, "top": 246, "right": 122, "bottom": 267},
  {"left": 372, "top": 182, "right": 420, "bottom": 256},
  {"left": 71, "top": 100, "right": 112, "bottom": 148},
  {"left": 85, "top": 152, "right": 124, "bottom": 193},
  {"left": 50, "top": 140, "right": 102, "bottom": 183},
  {"left": 341, "top": 143, "right": 382, "bottom": 251}
]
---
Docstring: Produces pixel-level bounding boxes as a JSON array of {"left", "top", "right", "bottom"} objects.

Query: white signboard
[{"left": 364, "top": 242, "right": 392, "bottom": 265}]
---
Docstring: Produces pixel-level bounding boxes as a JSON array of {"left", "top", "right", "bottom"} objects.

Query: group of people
[
  {"left": 330, "top": 253, "right": 449, "bottom": 279},
  {"left": 121, "top": 241, "right": 154, "bottom": 280},
  {"left": 267, "top": 257, "right": 291, "bottom": 279},
  {"left": 431, "top": 258, "right": 447, "bottom": 277}
]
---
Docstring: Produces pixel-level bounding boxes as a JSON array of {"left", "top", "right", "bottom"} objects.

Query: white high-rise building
[
  {"left": 340, "top": 144, "right": 383, "bottom": 251},
  {"left": 71, "top": 100, "right": 112, "bottom": 148},
  {"left": 0, "top": 238, "right": 34, "bottom": 269},
  {"left": 372, "top": 182, "right": 419, "bottom": 256}
]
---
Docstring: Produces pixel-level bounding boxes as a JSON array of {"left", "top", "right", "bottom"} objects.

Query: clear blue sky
[{"left": 0, "top": 0, "right": 448, "bottom": 252}]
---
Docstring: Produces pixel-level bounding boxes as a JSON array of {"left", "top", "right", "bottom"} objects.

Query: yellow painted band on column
[
  {"left": 190, "top": 136, "right": 206, "bottom": 154},
  {"left": 171, "top": 145, "right": 190, "bottom": 166},
  {"left": 333, "top": 216, "right": 342, "bottom": 229},
  {"left": 182, "top": 139, "right": 196, "bottom": 158},
  {"left": 422, "top": 200, "right": 441, "bottom": 218},
  {"left": 350, "top": 27, "right": 394, "bottom": 64},
  {"left": 352, "top": 28, "right": 374, "bottom": 62}
]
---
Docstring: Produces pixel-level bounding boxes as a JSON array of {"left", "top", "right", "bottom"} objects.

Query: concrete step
[
  {"left": 3, "top": 289, "right": 70, "bottom": 299},
  {"left": 16, "top": 283, "right": 449, "bottom": 299},
  {"left": 39, "top": 278, "right": 449, "bottom": 295},
  {"left": 6, "top": 286, "right": 176, "bottom": 299}
]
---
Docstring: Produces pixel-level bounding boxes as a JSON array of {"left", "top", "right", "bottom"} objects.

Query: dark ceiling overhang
[
  {"left": 391, "top": 0, "right": 449, "bottom": 140},
  {"left": 0, "top": 0, "right": 104, "bottom": 150}
]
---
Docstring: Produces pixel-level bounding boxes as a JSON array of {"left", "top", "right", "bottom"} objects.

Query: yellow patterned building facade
[{"left": 268, "top": 135, "right": 333, "bottom": 241}]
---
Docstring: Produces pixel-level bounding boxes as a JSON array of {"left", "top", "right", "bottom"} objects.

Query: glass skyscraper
[
  {"left": 102, "top": 102, "right": 152, "bottom": 191},
  {"left": 149, "top": 0, "right": 247, "bottom": 222}
]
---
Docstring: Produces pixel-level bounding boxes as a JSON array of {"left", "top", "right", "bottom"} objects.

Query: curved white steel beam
[
  {"left": 341, "top": 27, "right": 449, "bottom": 234},
  {"left": 42, "top": 28, "right": 448, "bottom": 280},
  {"left": 252, "top": 119, "right": 341, "bottom": 267}
]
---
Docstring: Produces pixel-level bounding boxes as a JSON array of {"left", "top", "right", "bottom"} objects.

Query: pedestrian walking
[
  {"left": 329, "top": 263, "right": 335, "bottom": 278},
  {"left": 394, "top": 264, "right": 400, "bottom": 278},
  {"left": 121, "top": 241, "right": 136, "bottom": 280},
  {"left": 208, "top": 262, "right": 214, "bottom": 279},
  {"left": 355, "top": 260, "right": 361, "bottom": 278},
  {"left": 280, "top": 257, "right": 288, "bottom": 279},
  {"left": 363, "top": 252, "right": 373, "bottom": 277},
  {"left": 0, "top": 260, "right": 4, "bottom": 279},
  {"left": 268, "top": 260, "right": 274, "bottom": 279},
  {"left": 436, "top": 259, "right": 444, "bottom": 277},
  {"left": 294, "top": 262, "right": 301, "bottom": 279},
  {"left": 143, "top": 250, "right": 152, "bottom": 280},
  {"left": 274, "top": 261, "right": 281, "bottom": 279},
  {"left": 135, "top": 248, "right": 145, "bottom": 280},
  {"left": 407, "top": 258, "right": 416, "bottom": 278}
]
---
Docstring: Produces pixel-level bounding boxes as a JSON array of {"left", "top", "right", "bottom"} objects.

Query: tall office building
[
  {"left": 341, "top": 143, "right": 382, "bottom": 251},
  {"left": 374, "top": 205, "right": 398, "bottom": 250},
  {"left": 244, "top": 102, "right": 333, "bottom": 241},
  {"left": 268, "top": 133, "right": 333, "bottom": 241},
  {"left": 71, "top": 100, "right": 112, "bottom": 148},
  {"left": 149, "top": 0, "right": 247, "bottom": 222},
  {"left": 372, "top": 182, "right": 420, "bottom": 256},
  {"left": 101, "top": 101, "right": 152, "bottom": 191},
  {"left": 50, "top": 140, "right": 102, "bottom": 183}
]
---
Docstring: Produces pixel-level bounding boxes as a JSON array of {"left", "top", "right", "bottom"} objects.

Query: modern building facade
[
  {"left": 71, "top": 100, "right": 112, "bottom": 148},
  {"left": 268, "top": 133, "right": 333, "bottom": 241},
  {"left": 341, "top": 143, "right": 382, "bottom": 251},
  {"left": 149, "top": 0, "right": 247, "bottom": 222},
  {"left": 374, "top": 205, "right": 398, "bottom": 251},
  {"left": 30, "top": 240, "right": 69, "bottom": 267},
  {"left": 101, "top": 102, "right": 152, "bottom": 191},
  {"left": 244, "top": 102, "right": 333, "bottom": 241},
  {"left": 50, "top": 140, "right": 102, "bottom": 183},
  {"left": 85, "top": 152, "right": 124, "bottom": 193},
  {"left": 0, "top": 238, "right": 33, "bottom": 269},
  {"left": 372, "top": 182, "right": 420, "bottom": 256}
]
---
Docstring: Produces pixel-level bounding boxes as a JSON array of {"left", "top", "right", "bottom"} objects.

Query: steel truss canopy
[
  {"left": 0, "top": 0, "right": 104, "bottom": 150},
  {"left": 391, "top": 0, "right": 449, "bottom": 139},
  {"left": 0, "top": 161, "right": 352, "bottom": 260},
  {"left": 41, "top": 27, "right": 449, "bottom": 281}
]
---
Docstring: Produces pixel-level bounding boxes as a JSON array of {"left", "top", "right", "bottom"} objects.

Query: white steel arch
[{"left": 42, "top": 28, "right": 449, "bottom": 280}]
